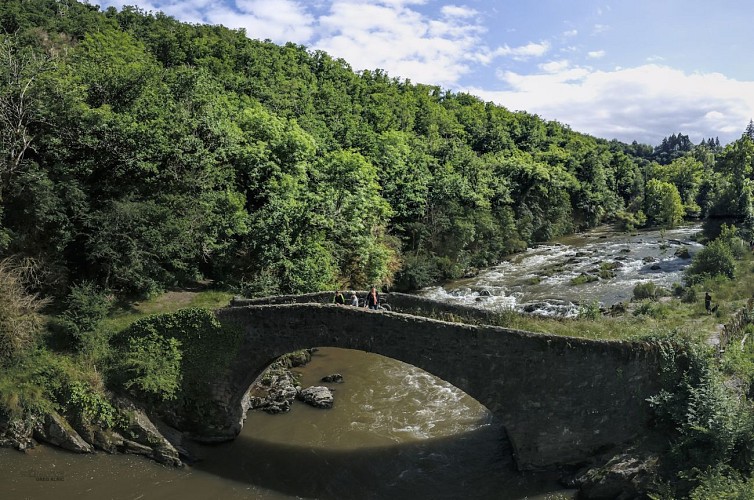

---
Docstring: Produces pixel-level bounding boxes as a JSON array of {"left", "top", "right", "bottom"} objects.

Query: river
[
  {"left": 0, "top": 348, "right": 575, "bottom": 499},
  {"left": 420, "top": 224, "right": 703, "bottom": 317}
]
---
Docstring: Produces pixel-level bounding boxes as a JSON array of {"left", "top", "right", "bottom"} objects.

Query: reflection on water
[
  {"left": 0, "top": 348, "right": 577, "bottom": 499},
  {"left": 421, "top": 224, "right": 703, "bottom": 317}
]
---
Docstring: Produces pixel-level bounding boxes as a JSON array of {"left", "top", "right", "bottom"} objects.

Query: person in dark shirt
[
  {"left": 365, "top": 286, "right": 379, "bottom": 310},
  {"left": 333, "top": 290, "right": 346, "bottom": 305},
  {"left": 705, "top": 292, "right": 712, "bottom": 313}
]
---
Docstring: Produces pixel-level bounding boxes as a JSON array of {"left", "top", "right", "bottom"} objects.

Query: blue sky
[{"left": 91, "top": 0, "right": 754, "bottom": 146}]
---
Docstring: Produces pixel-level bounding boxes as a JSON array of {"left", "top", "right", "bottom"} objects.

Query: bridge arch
[{"left": 210, "top": 302, "right": 666, "bottom": 470}]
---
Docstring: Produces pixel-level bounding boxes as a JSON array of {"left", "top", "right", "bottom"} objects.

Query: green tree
[
  {"left": 644, "top": 179, "right": 684, "bottom": 228},
  {"left": 314, "top": 149, "right": 396, "bottom": 287}
]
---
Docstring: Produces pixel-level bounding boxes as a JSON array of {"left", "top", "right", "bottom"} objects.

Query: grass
[{"left": 99, "top": 289, "right": 234, "bottom": 334}]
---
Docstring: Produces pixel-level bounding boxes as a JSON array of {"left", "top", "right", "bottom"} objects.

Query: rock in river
[{"left": 298, "top": 386, "right": 334, "bottom": 409}]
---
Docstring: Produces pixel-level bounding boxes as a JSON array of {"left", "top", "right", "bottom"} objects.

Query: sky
[{"left": 90, "top": 0, "right": 754, "bottom": 146}]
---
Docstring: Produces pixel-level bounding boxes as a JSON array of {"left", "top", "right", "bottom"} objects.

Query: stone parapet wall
[
  {"left": 231, "top": 291, "right": 505, "bottom": 324},
  {"left": 230, "top": 291, "right": 335, "bottom": 306},
  {"left": 214, "top": 303, "right": 670, "bottom": 470},
  {"left": 718, "top": 298, "right": 754, "bottom": 356},
  {"left": 385, "top": 292, "right": 503, "bottom": 323}
]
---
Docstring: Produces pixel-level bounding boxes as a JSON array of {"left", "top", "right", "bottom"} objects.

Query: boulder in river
[
  {"left": 674, "top": 246, "right": 691, "bottom": 259},
  {"left": 250, "top": 372, "right": 299, "bottom": 414},
  {"left": 298, "top": 386, "right": 334, "bottom": 409},
  {"left": 321, "top": 373, "right": 344, "bottom": 383}
]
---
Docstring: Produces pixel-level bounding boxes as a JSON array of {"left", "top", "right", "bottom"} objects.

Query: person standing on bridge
[
  {"left": 365, "top": 286, "right": 379, "bottom": 310},
  {"left": 350, "top": 292, "right": 359, "bottom": 306},
  {"left": 333, "top": 290, "right": 346, "bottom": 305}
]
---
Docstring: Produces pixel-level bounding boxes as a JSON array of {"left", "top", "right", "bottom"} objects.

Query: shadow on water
[{"left": 188, "top": 423, "right": 572, "bottom": 500}]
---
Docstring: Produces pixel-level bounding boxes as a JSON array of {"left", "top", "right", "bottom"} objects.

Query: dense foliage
[
  {"left": 1, "top": 0, "right": 751, "bottom": 299},
  {"left": 111, "top": 308, "right": 242, "bottom": 403}
]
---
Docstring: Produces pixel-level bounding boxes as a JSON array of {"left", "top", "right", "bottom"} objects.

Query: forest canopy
[{"left": 0, "top": 0, "right": 752, "bottom": 298}]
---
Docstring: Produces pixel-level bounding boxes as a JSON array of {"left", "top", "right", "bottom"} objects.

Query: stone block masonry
[{"left": 213, "top": 302, "right": 669, "bottom": 470}]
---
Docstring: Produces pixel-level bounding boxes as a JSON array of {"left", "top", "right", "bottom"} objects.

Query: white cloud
[
  {"left": 563, "top": 29, "right": 578, "bottom": 37},
  {"left": 592, "top": 24, "right": 610, "bottom": 34},
  {"left": 540, "top": 60, "right": 569, "bottom": 73},
  {"left": 95, "top": 0, "right": 315, "bottom": 43},
  {"left": 466, "top": 64, "right": 754, "bottom": 145},
  {"left": 210, "top": 1, "right": 315, "bottom": 43},
  {"left": 492, "top": 41, "right": 550, "bottom": 60},
  {"left": 314, "top": 0, "right": 506, "bottom": 86},
  {"left": 587, "top": 50, "right": 605, "bottom": 59},
  {"left": 440, "top": 5, "right": 478, "bottom": 18}
]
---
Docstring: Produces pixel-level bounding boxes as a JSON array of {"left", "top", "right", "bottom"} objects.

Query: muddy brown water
[{"left": 0, "top": 348, "right": 576, "bottom": 499}]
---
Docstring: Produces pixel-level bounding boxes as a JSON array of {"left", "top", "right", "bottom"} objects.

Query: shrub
[
  {"left": 718, "top": 224, "right": 747, "bottom": 259},
  {"left": 231, "top": 269, "right": 280, "bottom": 298},
  {"left": 59, "top": 282, "right": 111, "bottom": 339},
  {"left": 633, "top": 281, "right": 658, "bottom": 300},
  {"left": 570, "top": 273, "right": 598, "bottom": 285},
  {"left": 685, "top": 239, "right": 736, "bottom": 285},
  {"left": 0, "top": 260, "right": 46, "bottom": 365},
  {"left": 578, "top": 301, "right": 601, "bottom": 320},
  {"left": 599, "top": 262, "right": 618, "bottom": 279},
  {"left": 65, "top": 381, "right": 118, "bottom": 428},
  {"left": 393, "top": 254, "right": 439, "bottom": 291},
  {"left": 681, "top": 286, "right": 698, "bottom": 304},
  {"left": 122, "top": 333, "right": 182, "bottom": 401},
  {"left": 648, "top": 342, "right": 754, "bottom": 491},
  {"left": 690, "top": 467, "right": 754, "bottom": 500},
  {"left": 632, "top": 300, "right": 669, "bottom": 319}
]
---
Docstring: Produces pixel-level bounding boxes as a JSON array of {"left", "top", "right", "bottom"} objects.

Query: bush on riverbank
[{"left": 685, "top": 225, "right": 741, "bottom": 285}]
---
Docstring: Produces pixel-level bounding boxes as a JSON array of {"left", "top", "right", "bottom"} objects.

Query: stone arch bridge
[{"left": 204, "top": 293, "right": 668, "bottom": 470}]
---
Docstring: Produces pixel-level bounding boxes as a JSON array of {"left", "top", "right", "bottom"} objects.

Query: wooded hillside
[{"left": 1, "top": 0, "right": 751, "bottom": 298}]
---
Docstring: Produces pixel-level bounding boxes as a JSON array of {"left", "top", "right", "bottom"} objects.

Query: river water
[
  {"left": 0, "top": 348, "right": 575, "bottom": 499},
  {"left": 421, "top": 225, "right": 703, "bottom": 317}
]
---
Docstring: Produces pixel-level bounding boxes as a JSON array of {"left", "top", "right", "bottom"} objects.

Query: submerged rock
[
  {"left": 321, "top": 373, "right": 344, "bottom": 383},
  {"left": 674, "top": 246, "right": 691, "bottom": 259},
  {"left": 298, "top": 386, "right": 334, "bottom": 409}
]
